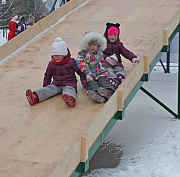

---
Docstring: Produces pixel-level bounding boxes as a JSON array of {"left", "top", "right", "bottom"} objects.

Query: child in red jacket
[{"left": 103, "top": 22, "right": 142, "bottom": 89}]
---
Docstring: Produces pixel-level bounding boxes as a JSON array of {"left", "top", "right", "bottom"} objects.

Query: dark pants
[{"left": 85, "top": 77, "right": 115, "bottom": 92}]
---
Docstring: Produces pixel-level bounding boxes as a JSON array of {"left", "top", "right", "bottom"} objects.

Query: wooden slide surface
[{"left": 0, "top": 0, "right": 179, "bottom": 176}]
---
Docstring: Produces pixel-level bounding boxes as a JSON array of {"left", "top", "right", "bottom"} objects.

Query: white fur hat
[
  {"left": 51, "top": 37, "right": 68, "bottom": 56},
  {"left": 79, "top": 31, "right": 107, "bottom": 51}
]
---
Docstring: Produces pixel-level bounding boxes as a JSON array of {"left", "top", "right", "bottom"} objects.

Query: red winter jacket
[{"left": 8, "top": 21, "right": 17, "bottom": 41}]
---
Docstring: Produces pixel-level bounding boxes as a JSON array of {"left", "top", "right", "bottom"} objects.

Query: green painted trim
[
  {"left": 114, "top": 110, "right": 125, "bottom": 120},
  {"left": 161, "top": 45, "right": 169, "bottom": 52},
  {"left": 71, "top": 118, "right": 117, "bottom": 176},
  {"left": 71, "top": 161, "right": 89, "bottom": 176},
  {"left": 141, "top": 73, "right": 149, "bottom": 81}
]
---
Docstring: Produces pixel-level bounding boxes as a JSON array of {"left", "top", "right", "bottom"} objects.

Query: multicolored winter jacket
[{"left": 76, "top": 50, "right": 109, "bottom": 81}]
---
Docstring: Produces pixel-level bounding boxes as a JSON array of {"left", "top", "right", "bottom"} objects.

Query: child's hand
[
  {"left": 86, "top": 73, "right": 94, "bottom": 82},
  {"left": 106, "top": 57, "right": 116, "bottom": 66},
  {"left": 132, "top": 57, "right": 143, "bottom": 65}
]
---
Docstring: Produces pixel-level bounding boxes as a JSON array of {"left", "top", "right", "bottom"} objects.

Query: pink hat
[{"left": 107, "top": 26, "right": 119, "bottom": 36}]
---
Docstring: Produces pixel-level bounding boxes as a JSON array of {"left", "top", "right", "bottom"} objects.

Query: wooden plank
[
  {"left": 164, "top": 28, "right": 169, "bottom": 45},
  {"left": 81, "top": 133, "right": 89, "bottom": 162}
]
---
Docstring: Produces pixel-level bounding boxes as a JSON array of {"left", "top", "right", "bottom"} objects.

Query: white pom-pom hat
[
  {"left": 51, "top": 37, "right": 68, "bottom": 56},
  {"left": 79, "top": 31, "right": 107, "bottom": 52}
]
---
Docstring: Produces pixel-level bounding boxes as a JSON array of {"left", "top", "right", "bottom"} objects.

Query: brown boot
[
  {"left": 98, "top": 87, "right": 113, "bottom": 100},
  {"left": 87, "top": 90, "right": 105, "bottom": 103},
  {"left": 26, "top": 89, "right": 39, "bottom": 106}
]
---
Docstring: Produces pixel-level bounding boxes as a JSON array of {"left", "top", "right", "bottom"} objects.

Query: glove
[
  {"left": 110, "top": 54, "right": 118, "bottom": 62},
  {"left": 86, "top": 73, "right": 94, "bottom": 82},
  {"left": 105, "top": 57, "right": 116, "bottom": 66},
  {"left": 132, "top": 57, "right": 143, "bottom": 65}
]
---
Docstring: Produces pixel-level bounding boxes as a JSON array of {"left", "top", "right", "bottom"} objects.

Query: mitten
[
  {"left": 132, "top": 57, "right": 143, "bottom": 65},
  {"left": 105, "top": 57, "right": 116, "bottom": 66},
  {"left": 86, "top": 73, "right": 94, "bottom": 82},
  {"left": 110, "top": 54, "right": 118, "bottom": 62}
]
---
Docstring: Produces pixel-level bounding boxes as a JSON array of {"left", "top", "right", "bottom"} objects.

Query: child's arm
[
  {"left": 119, "top": 42, "right": 137, "bottom": 61},
  {"left": 76, "top": 52, "right": 94, "bottom": 82},
  {"left": 43, "top": 62, "right": 53, "bottom": 87},
  {"left": 72, "top": 59, "right": 86, "bottom": 80}
]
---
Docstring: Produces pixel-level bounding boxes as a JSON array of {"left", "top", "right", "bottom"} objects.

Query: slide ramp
[{"left": 0, "top": 0, "right": 180, "bottom": 176}]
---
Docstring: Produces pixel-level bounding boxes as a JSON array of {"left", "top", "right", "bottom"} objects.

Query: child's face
[
  {"left": 52, "top": 55, "right": 64, "bottom": 62},
  {"left": 108, "top": 34, "right": 118, "bottom": 43},
  {"left": 88, "top": 43, "right": 98, "bottom": 52}
]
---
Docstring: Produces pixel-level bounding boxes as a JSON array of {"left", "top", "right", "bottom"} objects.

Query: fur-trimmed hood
[{"left": 79, "top": 31, "right": 107, "bottom": 52}]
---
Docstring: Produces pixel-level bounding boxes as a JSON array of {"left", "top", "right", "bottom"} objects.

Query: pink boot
[
  {"left": 62, "top": 94, "right": 76, "bottom": 107},
  {"left": 26, "top": 89, "right": 39, "bottom": 106},
  {"left": 116, "top": 74, "right": 125, "bottom": 85},
  {"left": 107, "top": 77, "right": 119, "bottom": 89}
]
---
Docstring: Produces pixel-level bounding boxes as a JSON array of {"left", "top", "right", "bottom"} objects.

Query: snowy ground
[
  {"left": 0, "top": 29, "right": 8, "bottom": 46},
  {"left": 81, "top": 63, "right": 179, "bottom": 177}
]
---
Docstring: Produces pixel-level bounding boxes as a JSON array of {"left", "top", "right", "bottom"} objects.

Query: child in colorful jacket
[
  {"left": 26, "top": 37, "right": 86, "bottom": 107},
  {"left": 103, "top": 22, "right": 142, "bottom": 89},
  {"left": 76, "top": 31, "right": 115, "bottom": 104}
]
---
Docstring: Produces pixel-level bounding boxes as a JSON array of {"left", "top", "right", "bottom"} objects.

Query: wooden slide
[{"left": 0, "top": 0, "right": 179, "bottom": 176}]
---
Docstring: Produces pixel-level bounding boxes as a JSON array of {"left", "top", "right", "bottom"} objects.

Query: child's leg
[
  {"left": 98, "top": 77, "right": 115, "bottom": 99},
  {"left": 85, "top": 80, "right": 105, "bottom": 103},
  {"left": 35, "top": 85, "right": 62, "bottom": 102},
  {"left": 114, "top": 66, "right": 126, "bottom": 84},
  {"left": 84, "top": 80, "right": 99, "bottom": 92},
  {"left": 62, "top": 86, "right": 76, "bottom": 107},
  {"left": 106, "top": 67, "right": 119, "bottom": 89}
]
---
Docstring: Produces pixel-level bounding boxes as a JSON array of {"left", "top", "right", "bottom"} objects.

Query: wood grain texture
[{"left": 0, "top": 0, "right": 179, "bottom": 176}]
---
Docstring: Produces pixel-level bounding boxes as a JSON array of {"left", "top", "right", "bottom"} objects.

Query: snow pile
[{"left": 84, "top": 119, "right": 180, "bottom": 177}]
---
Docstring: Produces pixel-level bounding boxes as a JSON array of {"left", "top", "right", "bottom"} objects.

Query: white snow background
[{"left": 0, "top": 7, "right": 180, "bottom": 177}]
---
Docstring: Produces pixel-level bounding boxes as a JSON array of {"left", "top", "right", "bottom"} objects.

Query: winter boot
[
  {"left": 62, "top": 94, "right": 76, "bottom": 107},
  {"left": 87, "top": 90, "right": 105, "bottom": 103},
  {"left": 26, "top": 89, "right": 39, "bottom": 106},
  {"left": 107, "top": 77, "right": 119, "bottom": 89},
  {"left": 98, "top": 87, "right": 113, "bottom": 100},
  {"left": 116, "top": 73, "right": 125, "bottom": 85}
]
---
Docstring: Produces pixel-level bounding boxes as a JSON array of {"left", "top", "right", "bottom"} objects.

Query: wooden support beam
[
  {"left": 164, "top": 28, "right": 169, "bottom": 46},
  {"left": 118, "top": 88, "right": 124, "bottom": 111},
  {"left": 81, "top": 133, "right": 89, "bottom": 162},
  {"left": 144, "top": 55, "right": 149, "bottom": 73}
]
